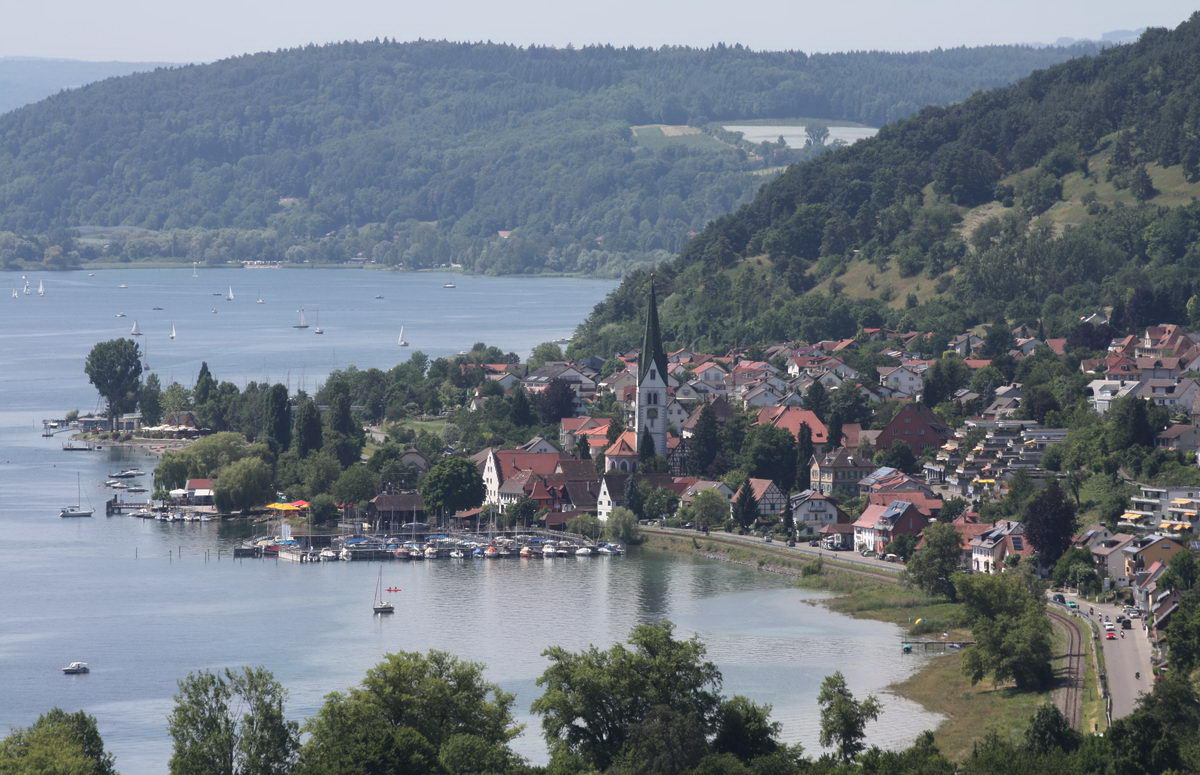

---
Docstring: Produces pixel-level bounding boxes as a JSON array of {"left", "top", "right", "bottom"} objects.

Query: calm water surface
[{"left": 0, "top": 269, "right": 940, "bottom": 773}]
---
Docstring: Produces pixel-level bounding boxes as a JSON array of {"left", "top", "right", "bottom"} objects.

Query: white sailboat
[
  {"left": 10, "top": 288, "right": 16, "bottom": 299},
  {"left": 293, "top": 308, "right": 309, "bottom": 329},
  {"left": 130, "top": 320, "right": 142, "bottom": 336},
  {"left": 169, "top": 323, "right": 176, "bottom": 340},
  {"left": 373, "top": 568, "right": 394, "bottom": 614},
  {"left": 313, "top": 310, "right": 324, "bottom": 335},
  {"left": 398, "top": 326, "right": 409, "bottom": 347},
  {"left": 226, "top": 286, "right": 234, "bottom": 301},
  {"left": 23, "top": 280, "right": 30, "bottom": 294},
  {"left": 192, "top": 261, "right": 198, "bottom": 278},
  {"left": 37, "top": 280, "right": 44, "bottom": 296},
  {"left": 256, "top": 289, "right": 265, "bottom": 304},
  {"left": 59, "top": 473, "right": 94, "bottom": 518}
]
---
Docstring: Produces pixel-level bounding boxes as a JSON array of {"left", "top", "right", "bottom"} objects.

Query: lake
[{"left": 0, "top": 268, "right": 940, "bottom": 773}]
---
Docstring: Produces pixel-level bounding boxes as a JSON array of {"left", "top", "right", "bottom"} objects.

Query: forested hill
[
  {"left": 0, "top": 40, "right": 1100, "bottom": 276},
  {"left": 572, "top": 15, "right": 1200, "bottom": 354}
]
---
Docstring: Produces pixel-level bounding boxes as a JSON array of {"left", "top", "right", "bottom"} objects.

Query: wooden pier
[{"left": 901, "top": 640, "right": 974, "bottom": 653}]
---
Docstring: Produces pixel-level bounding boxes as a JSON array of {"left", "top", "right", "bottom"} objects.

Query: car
[
  {"left": 1052, "top": 594, "right": 1066, "bottom": 604},
  {"left": 763, "top": 535, "right": 773, "bottom": 543},
  {"left": 883, "top": 553, "right": 899, "bottom": 563},
  {"left": 1066, "top": 601, "right": 1079, "bottom": 609},
  {"left": 1105, "top": 631, "right": 1117, "bottom": 640},
  {"left": 1122, "top": 619, "right": 1132, "bottom": 629},
  {"left": 1104, "top": 622, "right": 1115, "bottom": 632},
  {"left": 682, "top": 522, "right": 695, "bottom": 529},
  {"left": 786, "top": 538, "right": 795, "bottom": 547},
  {"left": 809, "top": 540, "right": 820, "bottom": 547},
  {"left": 1128, "top": 610, "right": 1140, "bottom": 618}
]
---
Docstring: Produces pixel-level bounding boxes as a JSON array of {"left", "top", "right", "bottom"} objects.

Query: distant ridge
[{"left": 0, "top": 56, "right": 174, "bottom": 114}]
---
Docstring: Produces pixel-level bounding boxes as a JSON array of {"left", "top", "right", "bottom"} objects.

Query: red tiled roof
[
  {"left": 605, "top": 430, "right": 638, "bottom": 457},
  {"left": 756, "top": 406, "right": 829, "bottom": 444}
]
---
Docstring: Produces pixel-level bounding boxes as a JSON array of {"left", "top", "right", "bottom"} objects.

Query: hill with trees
[
  {"left": 571, "top": 15, "right": 1200, "bottom": 353},
  {"left": 0, "top": 40, "right": 1100, "bottom": 276}
]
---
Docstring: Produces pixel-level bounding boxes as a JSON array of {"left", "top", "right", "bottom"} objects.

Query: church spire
[{"left": 639, "top": 275, "right": 669, "bottom": 385}]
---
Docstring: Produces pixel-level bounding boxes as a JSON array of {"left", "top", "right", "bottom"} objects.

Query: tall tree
[
  {"left": 292, "top": 398, "right": 323, "bottom": 457},
  {"left": 689, "top": 405, "right": 720, "bottom": 476},
  {"left": 733, "top": 483, "right": 758, "bottom": 530},
  {"left": 532, "top": 621, "right": 722, "bottom": 772},
  {"left": 1022, "top": 481, "right": 1076, "bottom": 569},
  {"left": 509, "top": 387, "right": 535, "bottom": 427},
  {"left": 739, "top": 425, "right": 796, "bottom": 492},
  {"left": 0, "top": 708, "right": 116, "bottom": 775},
  {"left": 421, "top": 457, "right": 485, "bottom": 517},
  {"left": 795, "top": 423, "right": 814, "bottom": 491},
  {"left": 904, "top": 521, "right": 962, "bottom": 601},
  {"left": 193, "top": 361, "right": 216, "bottom": 407},
  {"left": 213, "top": 458, "right": 275, "bottom": 513},
  {"left": 817, "top": 671, "right": 880, "bottom": 763},
  {"left": 168, "top": 666, "right": 298, "bottom": 775},
  {"left": 263, "top": 383, "right": 292, "bottom": 453},
  {"left": 141, "top": 372, "right": 164, "bottom": 426},
  {"left": 536, "top": 379, "right": 576, "bottom": 425},
  {"left": 804, "top": 381, "right": 829, "bottom": 421},
  {"left": 84, "top": 338, "right": 142, "bottom": 427},
  {"left": 624, "top": 475, "right": 645, "bottom": 519}
]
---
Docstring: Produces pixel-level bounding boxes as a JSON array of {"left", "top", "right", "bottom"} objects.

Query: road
[
  {"left": 1057, "top": 592, "right": 1154, "bottom": 720},
  {"left": 640, "top": 525, "right": 906, "bottom": 575}
]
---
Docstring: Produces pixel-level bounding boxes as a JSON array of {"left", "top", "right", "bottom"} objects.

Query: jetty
[{"left": 901, "top": 639, "right": 975, "bottom": 653}]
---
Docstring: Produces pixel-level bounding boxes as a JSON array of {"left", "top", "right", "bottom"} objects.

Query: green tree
[
  {"left": 733, "top": 483, "right": 758, "bottom": 530},
  {"left": 263, "top": 383, "right": 292, "bottom": 453},
  {"left": 291, "top": 398, "right": 323, "bottom": 457},
  {"left": 739, "top": 425, "right": 796, "bottom": 492},
  {"left": 1022, "top": 480, "right": 1076, "bottom": 569},
  {"left": 795, "top": 423, "right": 814, "bottom": 491},
  {"left": 804, "top": 381, "right": 828, "bottom": 421},
  {"left": 194, "top": 362, "right": 216, "bottom": 407},
  {"left": 643, "top": 486, "right": 680, "bottom": 521},
  {"left": 168, "top": 666, "right": 298, "bottom": 775},
  {"left": 805, "top": 121, "right": 830, "bottom": 147},
  {"left": 509, "top": 387, "right": 535, "bottom": 427},
  {"left": 692, "top": 488, "right": 730, "bottom": 528},
  {"left": 1024, "top": 703, "right": 1080, "bottom": 755},
  {"left": 532, "top": 621, "right": 722, "bottom": 772},
  {"left": 421, "top": 457, "right": 485, "bottom": 517},
  {"left": 624, "top": 475, "right": 645, "bottom": 519},
  {"left": 528, "top": 342, "right": 564, "bottom": 369},
  {"left": 141, "top": 372, "right": 164, "bottom": 425},
  {"left": 605, "top": 506, "right": 639, "bottom": 544},
  {"left": 308, "top": 493, "right": 338, "bottom": 525},
  {"left": 536, "top": 379, "right": 576, "bottom": 425},
  {"left": 508, "top": 496, "right": 539, "bottom": 529},
  {"left": 84, "top": 338, "right": 142, "bottom": 427},
  {"left": 689, "top": 404, "right": 720, "bottom": 476},
  {"left": 331, "top": 464, "right": 378, "bottom": 506},
  {"left": 874, "top": 439, "right": 917, "bottom": 474},
  {"left": 956, "top": 572, "right": 1053, "bottom": 689},
  {"left": 1130, "top": 165, "right": 1156, "bottom": 201},
  {"left": 817, "top": 671, "right": 880, "bottom": 763},
  {"left": 1161, "top": 549, "right": 1200, "bottom": 592},
  {"left": 299, "top": 651, "right": 518, "bottom": 775},
  {"left": 213, "top": 457, "right": 275, "bottom": 513},
  {"left": 904, "top": 521, "right": 962, "bottom": 600},
  {"left": 1166, "top": 592, "right": 1200, "bottom": 674},
  {"left": 0, "top": 708, "right": 116, "bottom": 775}
]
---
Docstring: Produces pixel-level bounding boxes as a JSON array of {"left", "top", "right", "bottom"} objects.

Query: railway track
[{"left": 1047, "top": 607, "right": 1084, "bottom": 729}]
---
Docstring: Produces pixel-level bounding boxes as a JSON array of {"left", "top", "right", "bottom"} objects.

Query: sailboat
[
  {"left": 59, "top": 473, "right": 94, "bottom": 518},
  {"left": 130, "top": 321, "right": 142, "bottom": 336},
  {"left": 293, "top": 308, "right": 309, "bottom": 329},
  {"left": 23, "top": 280, "right": 30, "bottom": 294},
  {"left": 398, "top": 326, "right": 409, "bottom": 347},
  {"left": 169, "top": 323, "right": 176, "bottom": 340},
  {"left": 313, "top": 310, "right": 324, "bottom": 335},
  {"left": 373, "top": 568, "right": 394, "bottom": 614},
  {"left": 256, "top": 289, "right": 265, "bottom": 304},
  {"left": 192, "top": 262, "right": 198, "bottom": 278},
  {"left": 10, "top": 288, "right": 16, "bottom": 299},
  {"left": 37, "top": 280, "right": 44, "bottom": 296},
  {"left": 226, "top": 286, "right": 234, "bottom": 301}
]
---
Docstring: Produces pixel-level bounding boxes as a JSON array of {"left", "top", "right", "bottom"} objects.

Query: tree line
[
  {"left": 7, "top": 618, "right": 1200, "bottom": 775},
  {"left": 0, "top": 39, "right": 1100, "bottom": 277}
]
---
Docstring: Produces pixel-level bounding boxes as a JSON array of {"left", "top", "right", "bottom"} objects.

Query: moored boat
[{"left": 62, "top": 661, "right": 89, "bottom": 674}]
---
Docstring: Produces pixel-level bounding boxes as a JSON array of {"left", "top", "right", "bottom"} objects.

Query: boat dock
[{"left": 901, "top": 639, "right": 975, "bottom": 653}]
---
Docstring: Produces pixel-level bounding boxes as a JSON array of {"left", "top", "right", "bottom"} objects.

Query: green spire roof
[{"left": 639, "top": 277, "right": 669, "bottom": 385}]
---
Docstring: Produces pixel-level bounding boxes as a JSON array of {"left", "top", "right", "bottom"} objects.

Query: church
[{"left": 604, "top": 279, "right": 676, "bottom": 473}]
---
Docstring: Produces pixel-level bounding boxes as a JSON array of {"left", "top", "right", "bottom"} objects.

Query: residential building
[
  {"left": 789, "top": 489, "right": 848, "bottom": 532},
  {"left": 1091, "top": 534, "right": 1135, "bottom": 586},
  {"left": 852, "top": 500, "right": 927, "bottom": 555},
  {"left": 811, "top": 448, "right": 875, "bottom": 498},
  {"left": 1122, "top": 534, "right": 1186, "bottom": 579},
  {"left": 874, "top": 402, "right": 951, "bottom": 455},
  {"left": 969, "top": 520, "right": 1030, "bottom": 574},
  {"left": 733, "top": 478, "right": 788, "bottom": 519}
]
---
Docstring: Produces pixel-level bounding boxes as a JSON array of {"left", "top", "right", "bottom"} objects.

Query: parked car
[
  {"left": 1066, "top": 600, "right": 1079, "bottom": 609},
  {"left": 809, "top": 539, "right": 820, "bottom": 547},
  {"left": 763, "top": 535, "right": 773, "bottom": 543},
  {"left": 786, "top": 538, "right": 795, "bottom": 547},
  {"left": 1052, "top": 593, "right": 1066, "bottom": 604}
]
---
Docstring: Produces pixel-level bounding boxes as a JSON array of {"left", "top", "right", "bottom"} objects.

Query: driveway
[{"left": 1056, "top": 592, "right": 1154, "bottom": 719}]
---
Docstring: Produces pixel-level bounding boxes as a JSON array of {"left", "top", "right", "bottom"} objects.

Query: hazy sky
[{"left": 2, "top": 1, "right": 1196, "bottom": 63}]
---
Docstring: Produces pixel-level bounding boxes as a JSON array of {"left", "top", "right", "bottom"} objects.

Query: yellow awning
[
  {"left": 266, "top": 502, "right": 301, "bottom": 511},
  {"left": 1171, "top": 498, "right": 1192, "bottom": 504},
  {"left": 1121, "top": 512, "right": 1145, "bottom": 521}
]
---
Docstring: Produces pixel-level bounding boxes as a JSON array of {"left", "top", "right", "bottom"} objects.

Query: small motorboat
[
  {"left": 519, "top": 546, "right": 532, "bottom": 557},
  {"left": 385, "top": 587, "right": 402, "bottom": 593},
  {"left": 115, "top": 312, "right": 126, "bottom": 318},
  {"left": 484, "top": 544, "right": 498, "bottom": 558},
  {"left": 318, "top": 548, "right": 338, "bottom": 561},
  {"left": 118, "top": 284, "right": 129, "bottom": 289},
  {"left": 152, "top": 306, "right": 164, "bottom": 311},
  {"left": 374, "top": 294, "right": 384, "bottom": 299},
  {"left": 442, "top": 283, "right": 456, "bottom": 288},
  {"left": 449, "top": 548, "right": 464, "bottom": 559},
  {"left": 408, "top": 547, "right": 424, "bottom": 560},
  {"left": 576, "top": 546, "right": 594, "bottom": 556},
  {"left": 424, "top": 546, "right": 438, "bottom": 559},
  {"left": 62, "top": 661, "right": 89, "bottom": 674}
]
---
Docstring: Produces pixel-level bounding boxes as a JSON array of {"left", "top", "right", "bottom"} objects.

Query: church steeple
[
  {"left": 639, "top": 277, "right": 669, "bottom": 386},
  {"left": 634, "top": 275, "right": 669, "bottom": 461}
]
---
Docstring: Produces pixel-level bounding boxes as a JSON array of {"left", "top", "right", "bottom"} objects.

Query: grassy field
[
  {"left": 395, "top": 417, "right": 448, "bottom": 437},
  {"left": 631, "top": 124, "right": 728, "bottom": 152}
]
